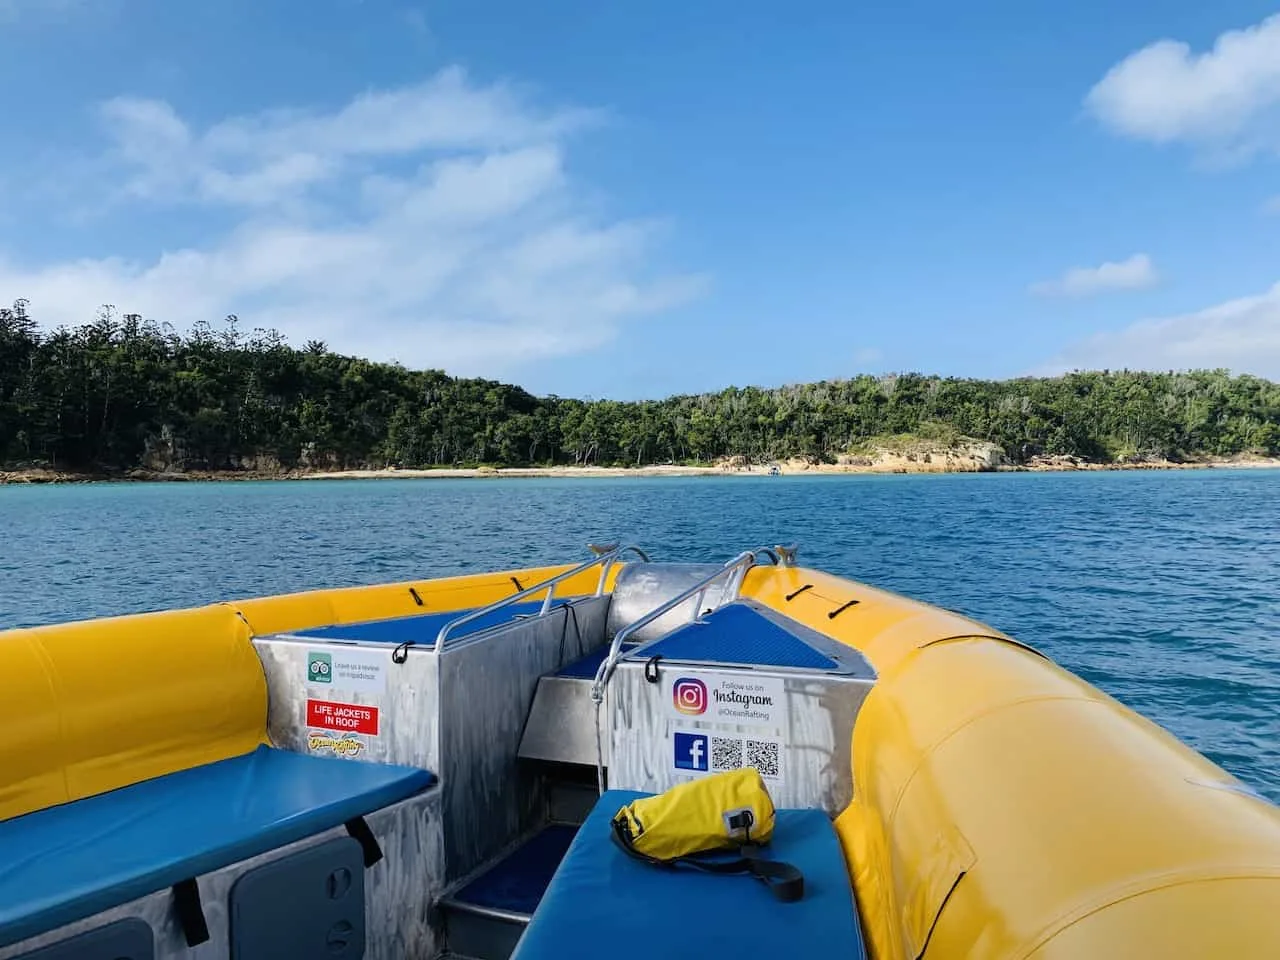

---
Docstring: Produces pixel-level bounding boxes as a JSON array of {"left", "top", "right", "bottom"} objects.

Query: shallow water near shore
[{"left": 2, "top": 470, "right": 1278, "bottom": 800}]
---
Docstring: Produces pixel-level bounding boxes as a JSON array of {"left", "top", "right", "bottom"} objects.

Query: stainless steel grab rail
[
  {"left": 743, "top": 544, "right": 799, "bottom": 568},
  {"left": 594, "top": 544, "right": 651, "bottom": 594},
  {"left": 746, "top": 545, "right": 781, "bottom": 566},
  {"left": 589, "top": 548, "right": 764, "bottom": 700},
  {"left": 434, "top": 543, "right": 648, "bottom": 651}
]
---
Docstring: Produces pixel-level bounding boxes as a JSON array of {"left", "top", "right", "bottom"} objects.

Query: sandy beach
[
  {"left": 300, "top": 454, "right": 1280, "bottom": 480},
  {"left": 5, "top": 451, "right": 1279, "bottom": 484}
]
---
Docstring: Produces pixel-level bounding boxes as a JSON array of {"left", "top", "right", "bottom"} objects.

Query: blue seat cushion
[
  {"left": 513, "top": 790, "right": 867, "bottom": 960},
  {"left": 289, "top": 598, "right": 581, "bottom": 646},
  {"left": 0, "top": 745, "right": 435, "bottom": 948}
]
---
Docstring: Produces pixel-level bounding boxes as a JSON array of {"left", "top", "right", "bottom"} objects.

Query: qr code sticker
[
  {"left": 745, "top": 739, "right": 780, "bottom": 779},
  {"left": 711, "top": 736, "right": 743, "bottom": 771}
]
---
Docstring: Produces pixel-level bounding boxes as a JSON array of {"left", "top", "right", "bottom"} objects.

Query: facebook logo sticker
[{"left": 674, "top": 732, "right": 709, "bottom": 772}]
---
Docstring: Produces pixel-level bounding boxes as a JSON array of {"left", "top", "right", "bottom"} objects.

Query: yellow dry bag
[{"left": 610, "top": 768, "right": 804, "bottom": 901}]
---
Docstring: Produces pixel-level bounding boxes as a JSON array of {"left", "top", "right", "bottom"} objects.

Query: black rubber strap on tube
[
  {"left": 345, "top": 816, "right": 384, "bottom": 868},
  {"left": 784, "top": 584, "right": 814, "bottom": 602},
  {"left": 827, "top": 599, "right": 859, "bottom": 619},
  {"left": 172, "top": 878, "right": 210, "bottom": 946},
  {"left": 408, "top": 587, "right": 423, "bottom": 606}
]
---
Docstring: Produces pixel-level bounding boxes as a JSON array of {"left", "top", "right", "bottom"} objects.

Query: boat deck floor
[{"left": 449, "top": 824, "right": 579, "bottom": 918}]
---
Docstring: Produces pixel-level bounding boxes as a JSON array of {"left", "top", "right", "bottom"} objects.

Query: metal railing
[
  {"left": 587, "top": 546, "right": 779, "bottom": 792},
  {"left": 594, "top": 544, "right": 651, "bottom": 595},
  {"left": 434, "top": 543, "right": 649, "bottom": 651},
  {"left": 589, "top": 548, "right": 766, "bottom": 693},
  {"left": 745, "top": 545, "right": 781, "bottom": 566},
  {"left": 746, "top": 543, "right": 800, "bottom": 568}
]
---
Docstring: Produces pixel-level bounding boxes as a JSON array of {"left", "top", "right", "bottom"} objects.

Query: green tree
[{"left": 1, "top": 302, "right": 1278, "bottom": 473}]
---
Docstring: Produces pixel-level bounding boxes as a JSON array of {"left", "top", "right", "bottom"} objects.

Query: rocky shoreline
[{"left": 4, "top": 448, "right": 1279, "bottom": 485}]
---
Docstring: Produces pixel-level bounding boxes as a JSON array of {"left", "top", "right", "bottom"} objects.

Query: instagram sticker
[{"left": 672, "top": 677, "right": 708, "bottom": 716}]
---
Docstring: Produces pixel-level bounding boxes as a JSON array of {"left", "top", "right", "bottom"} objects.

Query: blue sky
[{"left": 1, "top": 0, "right": 1278, "bottom": 398}]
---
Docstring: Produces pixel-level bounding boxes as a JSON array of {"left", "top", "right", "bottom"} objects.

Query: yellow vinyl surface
[
  {"left": 0, "top": 605, "right": 266, "bottom": 821},
  {"left": 0, "top": 562, "right": 609, "bottom": 821},
  {"left": 743, "top": 565, "right": 1280, "bottom": 960}
]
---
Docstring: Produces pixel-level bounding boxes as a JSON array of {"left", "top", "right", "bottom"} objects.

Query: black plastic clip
[
  {"left": 644, "top": 654, "right": 663, "bottom": 684},
  {"left": 391, "top": 640, "right": 415, "bottom": 664}
]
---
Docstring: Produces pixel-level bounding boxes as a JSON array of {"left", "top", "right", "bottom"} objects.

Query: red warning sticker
[{"left": 306, "top": 699, "right": 380, "bottom": 736}]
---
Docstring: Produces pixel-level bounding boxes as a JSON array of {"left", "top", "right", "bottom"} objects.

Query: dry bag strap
[
  {"left": 610, "top": 814, "right": 805, "bottom": 902},
  {"left": 738, "top": 846, "right": 804, "bottom": 902}
]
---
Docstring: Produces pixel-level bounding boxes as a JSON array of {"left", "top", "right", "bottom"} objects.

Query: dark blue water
[{"left": 2, "top": 471, "right": 1278, "bottom": 799}]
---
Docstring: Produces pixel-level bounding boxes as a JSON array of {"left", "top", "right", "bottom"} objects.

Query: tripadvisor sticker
[
  {"left": 304, "top": 649, "right": 387, "bottom": 693},
  {"left": 308, "top": 652, "right": 332, "bottom": 684}
]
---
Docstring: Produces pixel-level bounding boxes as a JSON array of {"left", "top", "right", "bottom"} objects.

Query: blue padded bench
[
  {"left": 512, "top": 789, "right": 867, "bottom": 960},
  {"left": 0, "top": 745, "right": 435, "bottom": 948},
  {"left": 289, "top": 598, "right": 583, "bottom": 646}
]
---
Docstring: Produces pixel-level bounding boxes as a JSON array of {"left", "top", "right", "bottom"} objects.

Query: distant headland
[{"left": 2, "top": 305, "right": 1278, "bottom": 484}]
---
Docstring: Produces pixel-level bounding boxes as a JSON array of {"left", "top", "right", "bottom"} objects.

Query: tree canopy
[{"left": 2, "top": 302, "right": 1277, "bottom": 472}]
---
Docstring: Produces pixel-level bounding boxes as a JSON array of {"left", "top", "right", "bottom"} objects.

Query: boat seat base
[
  {"left": 10, "top": 919, "right": 154, "bottom": 960},
  {"left": 512, "top": 789, "right": 867, "bottom": 960},
  {"left": 0, "top": 745, "right": 435, "bottom": 949},
  {"left": 229, "top": 836, "right": 366, "bottom": 960}
]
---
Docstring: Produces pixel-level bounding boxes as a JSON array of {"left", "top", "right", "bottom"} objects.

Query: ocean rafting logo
[
  {"left": 672, "top": 677, "right": 708, "bottom": 715},
  {"left": 308, "top": 731, "right": 364, "bottom": 758},
  {"left": 308, "top": 652, "right": 332, "bottom": 684},
  {"left": 674, "top": 732, "right": 709, "bottom": 772}
]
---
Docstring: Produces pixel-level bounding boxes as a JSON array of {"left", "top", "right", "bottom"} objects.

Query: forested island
[{"left": 2, "top": 301, "right": 1278, "bottom": 481}]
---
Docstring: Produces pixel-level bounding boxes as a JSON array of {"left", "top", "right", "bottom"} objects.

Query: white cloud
[
  {"left": 1030, "top": 253, "right": 1158, "bottom": 298},
  {"left": 1, "top": 68, "right": 704, "bottom": 375},
  {"left": 97, "top": 68, "right": 597, "bottom": 209},
  {"left": 1039, "top": 282, "right": 1280, "bottom": 377},
  {"left": 1086, "top": 14, "right": 1280, "bottom": 156}
]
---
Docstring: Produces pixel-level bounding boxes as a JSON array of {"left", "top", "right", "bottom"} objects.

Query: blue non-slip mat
[
  {"left": 555, "top": 643, "right": 638, "bottom": 679},
  {"left": 290, "top": 598, "right": 581, "bottom": 646},
  {"left": 452, "top": 824, "right": 579, "bottom": 916},
  {"left": 627, "top": 601, "right": 839, "bottom": 670}
]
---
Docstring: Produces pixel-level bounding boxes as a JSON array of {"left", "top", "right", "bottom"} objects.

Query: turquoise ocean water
[{"left": 2, "top": 471, "right": 1277, "bottom": 800}]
